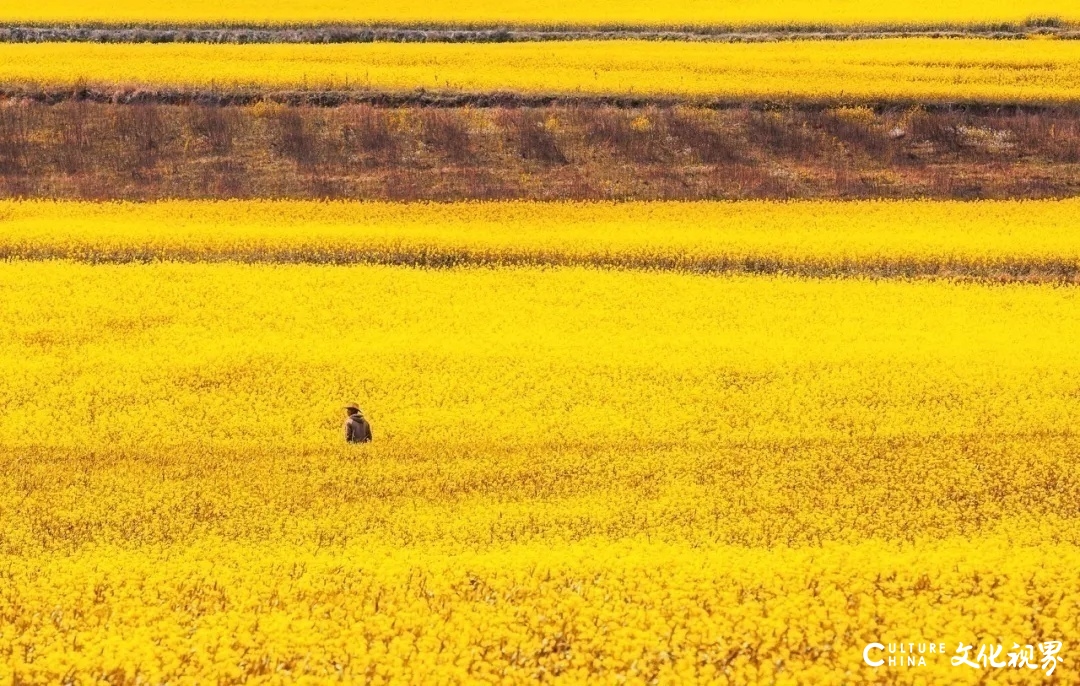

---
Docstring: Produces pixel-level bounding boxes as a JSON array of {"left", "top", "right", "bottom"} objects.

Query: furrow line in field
[{"left": 3, "top": 246, "right": 1079, "bottom": 282}]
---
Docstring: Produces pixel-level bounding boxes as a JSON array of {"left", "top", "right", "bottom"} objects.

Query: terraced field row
[
  {"left": 5, "top": 200, "right": 1080, "bottom": 279},
  {"left": 3, "top": 0, "right": 1078, "bottom": 29},
  {"left": 4, "top": 39, "right": 1080, "bottom": 104},
  {"left": 4, "top": 258, "right": 1079, "bottom": 681}
]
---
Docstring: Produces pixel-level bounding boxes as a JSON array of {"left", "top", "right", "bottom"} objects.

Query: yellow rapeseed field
[
  {"left": 2, "top": 255, "right": 1079, "bottom": 682},
  {"left": 4, "top": 0, "right": 1078, "bottom": 28},
  {"left": 5, "top": 39, "right": 1080, "bottom": 103},
  {"left": 3, "top": 199, "right": 1080, "bottom": 278}
]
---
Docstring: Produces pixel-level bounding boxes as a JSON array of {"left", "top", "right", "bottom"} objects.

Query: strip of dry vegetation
[
  {"left": 2, "top": 24, "right": 1078, "bottom": 44},
  {"left": 0, "top": 15, "right": 1072, "bottom": 36},
  {"left": 3, "top": 100, "right": 1080, "bottom": 201},
  {"left": 7, "top": 243, "right": 1080, "bottom": 283}
]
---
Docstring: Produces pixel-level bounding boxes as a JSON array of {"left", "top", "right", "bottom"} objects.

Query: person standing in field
[{"left": 344, "top": 404, "right": 372, "bottom": 443}]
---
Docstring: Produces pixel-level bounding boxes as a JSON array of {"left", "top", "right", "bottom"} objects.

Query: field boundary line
[
  {"left": 1, "top": 24, "right": 1078, "bottom": 44},
  {"left": 6, "top": 87, "right": 1080, "bottom": 111},
  {"left": 3, "top": 247, "right": 1079, "bottom": 283}
]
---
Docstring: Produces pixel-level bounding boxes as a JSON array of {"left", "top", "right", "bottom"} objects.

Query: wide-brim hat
[{"left": 344, "top": 404, "right": 361, "bottom": 412}]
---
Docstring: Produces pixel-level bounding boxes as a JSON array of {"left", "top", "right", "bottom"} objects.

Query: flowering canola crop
[
  {"left": 2, "top": 255, "right": 1079, "bottom": 682},
  {"left": 5, "top": 39, "right": 1080, "bottom": 103},
  {"left": 3, "top": 0, "right": 1078, "bottom": 28},
  {"left": 3, "top": 199, "right": 1080, "bottom": 279}
]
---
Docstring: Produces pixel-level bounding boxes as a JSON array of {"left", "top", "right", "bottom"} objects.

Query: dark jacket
[{"left": 345, "top": 414, "right": 372, "bottom": 443}]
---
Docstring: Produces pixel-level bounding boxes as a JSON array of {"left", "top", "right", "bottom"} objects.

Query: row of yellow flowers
[
  {"left": 4, "top": 39, "right": 1080, "bottom": 103},
  {"left": 3, "top": 0, "right": 1077, "bottom": 29},
  {"left": 4, "top": 199, "right": 1080, "bottom": 277}
]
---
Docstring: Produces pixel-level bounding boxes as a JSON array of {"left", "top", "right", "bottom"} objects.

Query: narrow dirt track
[{"left": 0, "top": 23, "right": 1076, "bottom": 44}]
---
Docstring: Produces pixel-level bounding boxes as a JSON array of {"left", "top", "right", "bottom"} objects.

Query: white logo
[
  {"left": 862, "top": 642, "right": 942, "bottom": 667},
  {"left": 863, "top": 641, "right": 1064, "bottom": 676},
  {"left": 863, "top": 643, "right": 885, "bottom": 667}
]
